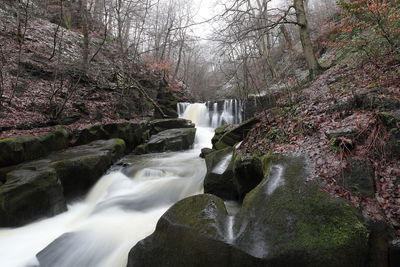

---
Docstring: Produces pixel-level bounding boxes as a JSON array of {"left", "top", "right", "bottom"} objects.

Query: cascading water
[
  {"left": 179, "top": 99, "right": 244, "bottom": 128},
  {"left": 0, "top": 101, "right": 242, "bottom": 267},
  {"left": 207, "top": 99, "right": 244, "bottom": 127}
]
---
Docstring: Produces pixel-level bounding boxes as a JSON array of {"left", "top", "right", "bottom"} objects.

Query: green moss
[
  {"left": 135, "top": 144, "right": 149, "bottom": 154},
  {"left": 236, "top": 155, "right": 369, "bottom": 266},
  {"left": 113, "top": 138, "right": 126, "bottom": 148},
  {"left": 260, "top": 152, "right": 279, "bottom": 174},
  {"left": 158, "top": 194, "right": 228, "bottom": 238},
  {"left": 215, "top": 124, "right": 230, "bottom": 134},
  {"left": 0, "top": 137, "right": 19, "bottom": 143}
]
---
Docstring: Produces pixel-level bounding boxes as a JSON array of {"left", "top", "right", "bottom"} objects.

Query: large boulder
[
  {"left": 0, "top": 168, "right": 67, "bottom": 227},
  {"left": 36, "top": 231, "right": 117, "bottom": 267},
  {"left": 234, "top": 155, "right": 370, "bottom": 267},
  {"left": 125, "top": 153, "right": 382, "bottom": 267},
  {"left": 0, "top": 139, "right": 125, "bottom": 227},
  {"left": 148, "top": 118, "right": 195, "bottom": 135},
  {"left": 127, "top": 194, "right": 264, "bottom": 267},
  {"left": 211, "top": 124, "right": 231, "bottom": 147},
  {"left": 204, "top": 147, "right": 237, "bottom": 200},
  {"left": 232, "top": 152, "right": 264, "bottom": 200},
  {"left": 48, "top": 139, "right": 126, "bottom": 198},
  {"left": 102, "top": 122, "right": 146, "bottom": 151},
  {"left": 74, "top": 122, "right": 146, "bottom": 151},
  {"left": 0, "top": 128, "right": 69, "bottom": 167},
  {"left": 37, "top": 128, "right": 70, "bottom": 152},
  {"left": 204, "top": 149, "right": 264, "bottom": 201},
  {"left": 136, "top": 128, "right": 196, "bottom": 154},
  {"left": 213, "top": 118, "right": 260, "bottom": 150}
]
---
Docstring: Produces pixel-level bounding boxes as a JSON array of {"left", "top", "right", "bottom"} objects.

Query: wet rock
[
  {"left": 148, "top": 118, "right": 195, "bottom": 135},
  {"left": 213, "top": 118, "right": 260, "bottom": 150},
  {"left": 74, "top": 124, "right": 109, "bottom": 146},
  {"left": 204, "top": 147, "right": 237, "bottom": 200},
  {"left": 136, "top": 128, "right": 196, "bottom": 154},
  {"left": 74, "top": 122, "right": 146, "bottom": 151},
  {"left": 0, "top": 168, "right": 67, "bottom": 227},
  {"left": 37, "top": 231, "right": 117, "bottom": 267},
  {"left": 0, "top": 136, "right": 30, "bottom": 167},
  {"left": 336, "top": 158, "right": 375, "bottom": 198},
  {"left": 0, "top": 128, "right": 69, "bottom": 167},
  {"left": 49, "top": 139, "right": 126, "bottom": 199},
  {"left": 0, "top": 139, "right": 125, "bottom": 227},
  {"left": 127, "top": 194, "right": 263, "bottom": 267},
  {"left": 37, "top": 128, "right": 69, "bottom": 153},
  {"left": 232, "top": 152, "right": 264, "bottom": 200},
  {"left": 234, "top": 155, "right": 369, "bottom": 267},
  {"left": 200, "top": 148, "right": 215, "bottom": 158},
  {"left": 204, "top": 150, "right": 267, "bottom": 201},
  {"left": 211, "top": 124, "right": 230, "bottom": 147},
  {"left": 103, "top": 122, "right": 146, "bottom": 151},
  {"left": 125, "top": 153, "right": 380, "bottom": 267}
]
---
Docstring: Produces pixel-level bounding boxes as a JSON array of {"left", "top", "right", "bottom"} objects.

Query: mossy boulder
[
  {"left": 204, "top": 147, "right": 237, "bottom": 200},
  {"left": 48, "top": 139, "right": 126, "bottom": 199},
  {"left": 211, "top": 124, "right": 230, "bottom": 147},
  {"left": 125, "top": 153, "right": 377, "bottom": 267},
  {"left": 127, "top": 194, "right": 264, "bottom": 267},
  {"left": 0, "top": 137, "right": 26, "bottom": 167},
  {"left": 200, "top": 148, "right": 215, "bottom": 158},
  {"left": 204, "top": 149, "right": 264, "bottom": 201},
  {"left": 0, "top": 139, "right": 125, "bottom": 226},
  {"left": 136, "top": 128, "right": 196, "bottom": 154},
  {"left": 103, "top": 122, "right": 146, "bottom": 151},
  {"left": 0, "top": 168, "right": 67, "bottom": 227},
  {"left": 74, "top": 124, "right": 109, "bottom": 146},
  {"left": 37, "top": 128, "right": 69, "bottom": 152},
  {"left": 74, "top": 122, "right": 146, "bottom": 152},
  {"left": 213, "top": 118, "right": 260, "bottom": 150},
  {"left": 0, "top": 128, "right": 69, "bottom": 167},
  {"left": 232, "top": 152, "right": 264, "bottom": 200},
  {"left": 234, "top": 155, "right": 369, "bottom": 267}
]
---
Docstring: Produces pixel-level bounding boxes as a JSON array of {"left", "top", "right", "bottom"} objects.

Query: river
[{"left": 0, "top": 101, "right": 242, "bottom": 267}]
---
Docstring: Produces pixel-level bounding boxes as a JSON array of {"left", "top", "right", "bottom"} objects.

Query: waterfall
[
  {"left": 177, "top": 102, "right": 190, "bottom": 118},
  {"left": 178, "top": 99, "right": 244, "bottom": 128},
  {"left": 179, "top": 103, "right": 210, "bottom": 127}
]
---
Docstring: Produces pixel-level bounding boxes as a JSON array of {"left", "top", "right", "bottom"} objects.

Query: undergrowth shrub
[{"left": 338, "top": 0, "right": 400, "bottom": 62}]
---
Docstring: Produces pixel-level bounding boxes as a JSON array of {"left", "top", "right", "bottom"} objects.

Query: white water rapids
[{"left": 0, "top": 101, "right": 242, "bottom": 267}]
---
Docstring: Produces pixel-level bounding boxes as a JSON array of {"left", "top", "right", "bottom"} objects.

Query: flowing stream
[{"left": 0, "top": 101, "right": 241, "bottom": 267}]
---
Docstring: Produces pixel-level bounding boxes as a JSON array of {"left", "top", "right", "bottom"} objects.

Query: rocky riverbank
[
  {"left": 0, "top": 118, "right": 197, "bottom": 227},
  {"left": 125, "top": 116, "right": 399, "bottom": 267}
]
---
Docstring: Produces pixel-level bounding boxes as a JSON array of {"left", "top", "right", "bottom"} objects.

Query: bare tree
[{"left": 293, "top": 0, "right": 321, "bottom": 79}]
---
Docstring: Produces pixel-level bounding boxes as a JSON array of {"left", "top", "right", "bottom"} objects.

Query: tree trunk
[
  {"left": 79, "top": 0, "right": 89, "bottom": 73},
  {"left": 293, "top": 0, "right": 321, "bottom": 80},
  {"left": 280, "top": 25, "right": 293, "bottom": 51}
]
